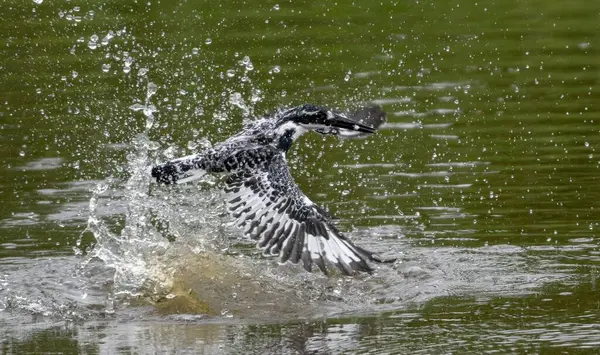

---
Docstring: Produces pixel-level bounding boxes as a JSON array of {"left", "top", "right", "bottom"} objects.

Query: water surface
[{"left": 1, "top": 0, "right": 599, "bottom": 353}]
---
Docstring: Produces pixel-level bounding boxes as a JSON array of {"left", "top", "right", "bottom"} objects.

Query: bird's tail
[{"left": 151, "top": 155, "right": 207, "bottom": 185}]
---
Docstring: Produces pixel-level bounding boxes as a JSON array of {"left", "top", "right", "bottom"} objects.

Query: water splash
[
  {"left": 84, "top": 135, "right": 172, "bottom": 300},
  {"left": 81, "top": 81, "right": 226, "bottom": 307}
]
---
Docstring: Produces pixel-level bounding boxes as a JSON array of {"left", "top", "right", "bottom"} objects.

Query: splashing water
[
  {"left": 81, "top": 81, "right": 227, "bottom": 308},
  {"left": 84, "top": 138, "right": 171, "bottom": 301}
]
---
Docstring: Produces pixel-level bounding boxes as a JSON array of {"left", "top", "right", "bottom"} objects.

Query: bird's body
[{"left": 152, "top": 104, "right": 394, "bottom": 275}]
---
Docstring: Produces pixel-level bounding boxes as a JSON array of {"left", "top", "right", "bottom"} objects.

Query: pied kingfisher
[{"left": 151, "top": 104, "right": 394, "bottom": 275}]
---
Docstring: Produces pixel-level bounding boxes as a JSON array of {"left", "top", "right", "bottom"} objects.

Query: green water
[{"left": 1, "top": 0, "right": 600, "bottom": 353}]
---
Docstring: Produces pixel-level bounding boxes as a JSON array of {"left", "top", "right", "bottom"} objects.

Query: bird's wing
[
  {"left": 151, "top": 141, "right": 271, "bottom": 185},
  {"left": 151, "top": 153, "right": 208, "bottom": 184},
  {"left": 223, "top": 152, "right": 393, "bottom": 275}
]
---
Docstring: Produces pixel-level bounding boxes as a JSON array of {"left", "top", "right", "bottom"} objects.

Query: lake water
[{"left": 1, "top": 0, "right": 599, "bottom": 353}]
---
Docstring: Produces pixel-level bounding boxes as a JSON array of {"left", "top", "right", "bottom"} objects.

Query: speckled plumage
[{"left": 151, "top": 104, "right": 394, "bottom": 275}]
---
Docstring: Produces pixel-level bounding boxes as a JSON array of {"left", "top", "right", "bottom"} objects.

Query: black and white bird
[{"left": 151, "top": 104, "right": 394, "bottom": 275}]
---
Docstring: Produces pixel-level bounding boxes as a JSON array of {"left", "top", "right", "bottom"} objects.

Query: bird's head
[{"left": 273, "top": 104, "right": 377, "bottom": 151}]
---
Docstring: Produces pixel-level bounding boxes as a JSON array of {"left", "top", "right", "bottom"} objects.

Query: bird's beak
[{"left": 324, "top": 111, "right": 377, "bottom": 134}]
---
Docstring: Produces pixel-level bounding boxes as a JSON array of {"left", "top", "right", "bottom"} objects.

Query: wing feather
[{"left": 224, "top": 151, "right": 394, "bottom": 275}]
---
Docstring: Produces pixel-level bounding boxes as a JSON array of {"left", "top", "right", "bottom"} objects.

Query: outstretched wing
[{"left": 223, "top": 152, "right": 393, "bottom": 275}]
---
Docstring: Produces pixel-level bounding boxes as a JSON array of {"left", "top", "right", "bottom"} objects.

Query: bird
[{"left": 151, "top": 104, "right": 395, "bottom": 275}]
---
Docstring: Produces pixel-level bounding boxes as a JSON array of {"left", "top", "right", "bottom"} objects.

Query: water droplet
[
  {"left": 236, "top": 56, "right": 253, "bottom": 71},
  {"left": 138, "top": 67, "right": 149, "bottom": 76},
  {"left": 226, "top": 69, "right": 235, "bottom": 78},
  {"left": 344, "top": 70, "right": 352, "bottom": 82},
  {"left": 71, "top": 71, "right": 78, "bottom": 79},
  {"left": 123, "top": 56, "right": 134, "bottom": 68},
  {"left": 251, "top": 88, "right": 262, "bottom": 103},
  {"left": 144, "top": 105, "right": 157, "bottom": 119},
  {"left": 192, "top": 47, "right": 199, "bottom": 55},
  {"left": 101, "top": 31, "right": 115, "bottom": 46},
  {"left": 187, "top": 141, "right": 198, "bottom": 150},
  {"left": 129, "top": 103, "right": 145, "bottom": 112},
  {"left": 229, "top": 92, "right": 249, "bottom": 115},
  {"left": 19, "top": 151, "right": 25, "bottom": 157},
  {"left": 214, "top": 110, "right": 227, "bottom": 121},
  {"left": 272, "top": 65, "right": 281, "bottom": 73},
  {"left": 145, "top": 115, "right": 155, "bottom": 130},
  {"left": 101, "top": 63, "right": 111, "bottom": 72},
  {"left": 147, "top": 82, "right": 158, "bottom": 98},
  {"left": 205, "top": 38, "right": 212, "bottom": 45},
  {"left": 273, "top": 4, "right": 280, "bottom": 10},
  {"left": 585, "top": 141, "right": 590, "bottom": 147},
  {"left": 147, "top": 141, "right": 160, "bottom": 151},
  {"left": 33, "top": 0, "right": 43, "bottom": 4},
  {"left": 88, "top": 34, "right": 98, "bottom": 50}
]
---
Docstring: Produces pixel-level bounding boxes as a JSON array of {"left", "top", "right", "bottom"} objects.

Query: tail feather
[{"left": 151, "top": 155, "right": 206, "bottom": 185}]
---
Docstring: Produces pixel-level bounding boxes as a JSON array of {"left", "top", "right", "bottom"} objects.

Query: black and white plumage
[{"left": 151, "top": 104, "right": 395, "bottom": 275}]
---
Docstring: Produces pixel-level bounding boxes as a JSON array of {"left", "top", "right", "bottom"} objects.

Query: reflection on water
[
  {"left": 2, "top": 278, "right": 600, "bottom": 354},
  {"left": 1, "top": 0, "right": 600, "bottom": 352}
]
